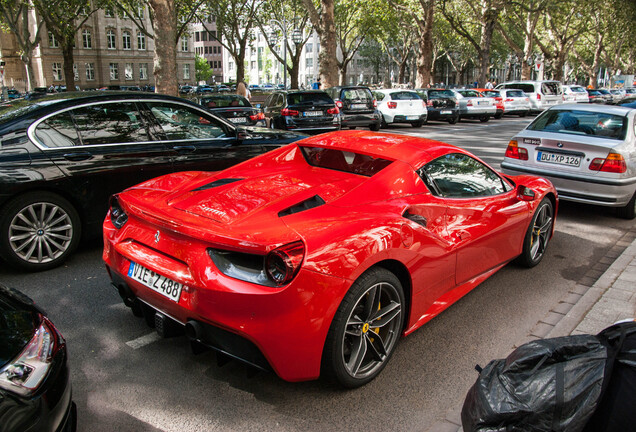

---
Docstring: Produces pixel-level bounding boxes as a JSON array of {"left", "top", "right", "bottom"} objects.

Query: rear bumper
[
  {"left": 427, "top": 108, "right": 459, "bottom": 120},
  {"left": 383, "top": 112, "right": 427, "bottom": 124},
  {"left": 340, "top": 111, "right": 382, "bottom": 127}
]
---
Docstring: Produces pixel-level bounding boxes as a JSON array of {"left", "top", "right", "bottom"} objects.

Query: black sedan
[
  {"left": 415, "top": 89, "right": 460, "bottom": 124},
  {"left": 261, "top": 90, "right": 341, "bottom": 133},
  {"left": 199, "top": 94, "right": 265, "bottom": 126},
  {"left": 0, "top": 284, "right": 76, "bottom": 431},
  {"left": 0, "top": 92, "right": 304, "bottom": 271}
]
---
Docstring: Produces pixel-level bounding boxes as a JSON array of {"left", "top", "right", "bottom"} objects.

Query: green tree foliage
[{"left": 195, "top": 55, "right": 213, "bottom": 83}]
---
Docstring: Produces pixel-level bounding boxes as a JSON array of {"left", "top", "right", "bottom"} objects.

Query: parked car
[
  {"left": 586, "top": 88, "right": 607, "bottom": 104},
  {"left": 261, "top": 90, "right": 340, "bottom": 133},
  {"left": 502, "top": 104, "right": 636, "bottom": 218},
  {"left": 454, "top": 89, "right": 497, "bottom": 122},
  {"left": 104, "top": 130, "right": 556, "bottom": 388},
  {"left": 6, "top": 89, "right": 22, "bottom": 100},
  {"left": 0, "top": 283, "right": 76, "bottom": 432},
  {"left": 373, "top": 89, "right": 427, "bottom": 127},
  {"left": 495, "top": 80, "right": 563, "bottom": 112},
  {"left": 497, "top": 89, "right": 531, "bottom": 117},
  {"left": 179, "top": 85, "right": 194, "bottom": 94},
  {"left": 199, "top": 94, "right": 265, "bottom": 126},
  {"left": 195, "top": 85, "right": 214, "bottom": 94},
  {"left": 0, "top": 92, "right": 304, "bottom": 271},
  {"left": 415, "top": 88, "right": 460, "bottom": 124},
  {"left": 475, "top": 89, "right": 504, "bottom": 118},
  {"left": 597, "top": 89, "right": 614, "bottom": 104},
  {"left": 563, "top": 85, "right": 590, "bottom": 103},
  {"left": 608, "top": 89, "right": 625, "bottom": 104},
  {"left": 324, "top": 86, "right": 382, "bottom": 131}
]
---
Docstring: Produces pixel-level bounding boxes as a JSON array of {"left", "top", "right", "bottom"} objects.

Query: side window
[
  {"left": 146, "top": 102, "right": 228, "bottom": 141},
  {"left": 275, "top": 94, "right": 284, "bottom": 107},
  {"left": 263, "top": 94, "right": 273, "bottom": 107},
  {"left": 34, "top": 112, "right": 81, "bottom": 148},
  {"left": 418, "top": 153, "right": 510, "bottom": 198},
  {"left": 71, "top": 102, "right": 149, "bottom": 145}
]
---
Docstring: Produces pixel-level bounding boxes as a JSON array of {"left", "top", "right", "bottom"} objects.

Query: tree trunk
[
  {"left": 62, "top": 43, "right": 74, "bottom": 91},
  {"left": 22, "top": 56, "right": 35, "bottom": 92},
  {"left": 318, "top": 0, "right": 338, "bottom": 88},
  {"left": 415, "top": 1, "right": 434, "bottom": 87},
  {"left": 552, "top": 51, "right": 567, "bottom": 81},
  {"left": 478, "top": 4, "right": 498, "bottom": 87},
  {"left": 290, "top": 61, "right": 299, "bottom": 89},
  {"left": 398, "top": 58, "right": 407, "bottom": 84},
  {"left": 149, "top": 0, "right": 178, "bottom": 96}
]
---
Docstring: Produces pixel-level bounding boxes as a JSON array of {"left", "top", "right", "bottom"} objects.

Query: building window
[
  {"left": 195, "top": 32, "right": 200, "bottom": 42},
  {"left": 107, "top": 29, "right": 116, "bottom": 49},
  {"left": 86, "top": 63, "right": 95, "bottom": 80},
  {"left": 109, "top": 63, "right": 119, "bottom": 80},
  {"left": 139, "top": 63, "right": 148, "bottom": 80},
  {"left": 122, "top": 31, "right": 131, "bottom": 50},
  {"left": 229, "top": 62, "right": 234, "bottom": 71},
  {"left": 183, "top": 64, "right": 191, "bottom": 80},
  {"left": 137, "top": 6, "right": 144, "bottom": 18},
  {"left": 201, "top": 31, "right": 207, "bottom": 42},
  {"left": 125, "top": 63, "right": 133, "bottom": 80},
  {"left": 181, "top": 35, "right": 188, "bottom": 52},
  {"left": 306, "top": 43, "right": 312, "bottom": 53},
  {"left": 49, "top": 32, "right": 59, "bottom": 48},
  {"left": 52, "top": 63, "right": 63, "bottom": 81},
  {"left": 306, "top": 58, "right": 313, "bottom": 68},
  {"left": 82, "top": 29, "right": 92, "bottom": 49},
  {"left": 137, "top": 31, "right": 146, "bottom": 50},
  {"left": 73, "top": 64, "right": 79, "bottom": 81}
]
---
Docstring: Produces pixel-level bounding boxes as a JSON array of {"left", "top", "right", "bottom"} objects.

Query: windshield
[
  {"left": 528, "top": 109, "right": 627, "bottom": 140},
  {"left": 390, "top": 91, "right": 421, "bottom": 100}
]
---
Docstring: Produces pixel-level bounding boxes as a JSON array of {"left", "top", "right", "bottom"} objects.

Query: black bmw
[{"left": 0, "top": 92, "right": 304, "bottom": 271}]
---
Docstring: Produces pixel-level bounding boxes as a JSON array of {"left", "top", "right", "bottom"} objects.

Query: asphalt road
[{"left": 1, "top": 115, "right": 633, "bottom": 432}]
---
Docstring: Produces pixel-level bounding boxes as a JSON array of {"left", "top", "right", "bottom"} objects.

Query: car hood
[{"left": 0, "top": 286, "right": 40, "bottom": 368}]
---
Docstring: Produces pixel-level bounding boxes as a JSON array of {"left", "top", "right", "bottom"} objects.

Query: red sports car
[{"left": 103, "top": 131, "right": 557, "bottom": 388}]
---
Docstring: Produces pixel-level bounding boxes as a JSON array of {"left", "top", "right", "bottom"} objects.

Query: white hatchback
[
  {"left": 373, "top": 89, "right": 428, "bottom": 128},
  {"left": 563, "top": 85, "right": 590, "bottom": 103}
]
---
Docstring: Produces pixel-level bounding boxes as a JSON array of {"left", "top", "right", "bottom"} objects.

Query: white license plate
[
  {"left": 441, "top": 110, "right": 452, "bottom": 114},
  {"left": 229, "top": 117, "right": 247, "bottom": 123},
  {"left": 351, "top": 103, "right": 367, "bottom": 109},
  {"left": 128, "top": 261, "right": 183, "bottom": 302},
  {"left": 477, "top": 101, "right": 487, "bottom": 105},
  {"left": 304, "top": 111, "right": 322, "bottom": 117},
  {"left": 406, "top": 115, "right": 420, "bottom": 120},
  {"left": 537, "top": 151, "right": 581, "bottom": 167}
]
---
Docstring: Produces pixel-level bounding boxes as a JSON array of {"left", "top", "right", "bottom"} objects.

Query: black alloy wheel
[
  {"left": 322, "top": 267, "right": 405, "bottom": 388},
  {"left": 516, "top": 198, "right": 553, "bottom": 268}
]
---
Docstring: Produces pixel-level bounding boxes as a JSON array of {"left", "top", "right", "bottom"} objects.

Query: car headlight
[
  {"left": 208, "top": 241, "right": 305, "bottom": 287},
  {"left": 109, "top": 195, "right": 128, "bottom": 229},
  {"left": 0, "top": 317, "right": 61, "bottom": 397}
]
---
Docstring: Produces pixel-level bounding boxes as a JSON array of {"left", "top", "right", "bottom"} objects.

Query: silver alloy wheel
[
  {"left": 8, "top": 202, "right": 74, "bottom": 264},
  {"left": 529, "top": 202, "right": 553, "bottom": 261},
  {"left": 341, "top": 281, "right": 402, "bottom": 379}
]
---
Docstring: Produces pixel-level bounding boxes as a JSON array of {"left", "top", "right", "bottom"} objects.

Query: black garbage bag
[{"left": 462, "top": 321, "right": 636, "bottom": 432}]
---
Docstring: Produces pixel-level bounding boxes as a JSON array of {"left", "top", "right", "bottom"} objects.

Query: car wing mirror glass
[{"left": 517, "top": 185, "right": 536, "bottom": 201}]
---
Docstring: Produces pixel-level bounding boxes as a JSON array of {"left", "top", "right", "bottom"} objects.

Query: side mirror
[{"left": 517, "top": 185, "right": 536, "bottom": 201}]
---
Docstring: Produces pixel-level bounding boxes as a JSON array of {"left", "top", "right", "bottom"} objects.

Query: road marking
[{"left": 126, "top": 332, "right": 161, "bottom": 349}]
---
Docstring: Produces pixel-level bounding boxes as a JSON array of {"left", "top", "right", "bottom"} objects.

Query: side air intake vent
[
  {"left": 193, "top": 178, "right": 243, "bottom": 191},
  {"left": 278, "top": 195, "right": 326, "bottom": 217}
]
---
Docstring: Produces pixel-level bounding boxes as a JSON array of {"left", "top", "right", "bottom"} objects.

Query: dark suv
[
  {"left": 415, "top": 89, "right": 460, "bottom": 124},
  {"left": 324, "top": 86, "right": 382, "bottom": 131},
  {"left": 262, "top": 90, "right": 341, "bottom": 133}
]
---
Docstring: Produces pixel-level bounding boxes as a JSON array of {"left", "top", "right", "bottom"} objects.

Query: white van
[{"left": 495, "top": 80, "right": 563, "bottom": 112}]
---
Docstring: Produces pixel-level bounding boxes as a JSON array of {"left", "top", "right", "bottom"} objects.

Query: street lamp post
[{"left": 269, "top": 20, "right": 303, "bottom": 89}]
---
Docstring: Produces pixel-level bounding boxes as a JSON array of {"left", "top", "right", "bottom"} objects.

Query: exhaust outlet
[{"left": 185, "top": 320, "right": 203, "bottom": 340}]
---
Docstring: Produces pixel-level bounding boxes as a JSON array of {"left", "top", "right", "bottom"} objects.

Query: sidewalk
[{"left": 427, "top": 227, "right": 636, "bottom": 432}]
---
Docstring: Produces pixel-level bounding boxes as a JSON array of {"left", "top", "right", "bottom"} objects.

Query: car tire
[
  {"left": 448, "top": 116, "right": 459, "bottom": 125},
  {"left": 380, "top": 117, "right": 388, "bottom": 129},
  {"left": 494, "top": 113, "right": 502, "bottom": 119},
  {"left": 349, "top": 126, "right": 357, "bottom": 130},
  {"left": 516, "top": 198, "right": 553, "bottom": 268},
  {"left": 369, "top": 122, "right": 381, "bottom": 131},
  {"left": 411, "top": 120, "right": 423, "bottom": 128},
  {"left": 322, "top": 267, "right": 404, "bottom": 388},
  {"left": 479, "top": 115, "right": 490, "bottom": 122},
  {"left": 617, "top": 192, "right": 636, "bottom": 219},
  {"left": 519, "top": 111, "right": 528, "bottom": 117},
  {"left": 0, "top": 192, "right": 81, "bottom": 271}
]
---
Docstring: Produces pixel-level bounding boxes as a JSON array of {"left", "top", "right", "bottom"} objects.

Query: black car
[
  {"left": 415, "top": 89, "right": 460, "bottom": 124},
  {"left": 199, "top": 94, "right": 265, "bottom": 126},
  {"left": 0, "top": 92, "right": 304, "bottom": 271},
  {"left": 324, "top": 86, "right": 382, "bottom": 131},
  {"left": 586, "top": 89, "right": 607, "bottom": 104},
  {"left": 0, "top": 284, "right": 76, "bottom": 432},
  {"left": 261, "top": 90, "right": 340, "bottom": 133}
]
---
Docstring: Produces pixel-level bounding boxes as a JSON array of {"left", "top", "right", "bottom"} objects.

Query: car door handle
[
  {"left": 172, "top": 145, "right": 196, "bottom": 153},
  {"left": 63, "top": 152, "right": 92, "bottom": 161}
]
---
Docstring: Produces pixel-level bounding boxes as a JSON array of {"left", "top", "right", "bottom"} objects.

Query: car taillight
[
  {"left": 387, "top": 101, "right": 397, "bottom": 109},
  {"left": 505, "top": 98, "right": 514, "bottom": 102},
  {"left": 327, "top": 107, "right": 340, "bottom": 115},
  {"left": 426, "top": 100, "right": 433, "bottom": 107},
  {"left": 266, "top": 241, "right": 305, "bottom": 285},
  {"left": 505, "top": 140, "right": 528, "bottom": 160},
  {"left": 250, "top": 112, "right": 265, "bottom": 121},
  {"left": 422, "top": 101, "right": 427, "bottom": 108},
  {"left": 589, "top": 153, "right": 627, "bottom": 173},
  {"left": 373, "top": 99, "right": 377, "bottom": 108},
  {"left": 525, "top": 98, "right": 529, "bottom": 101},
  {"left": 467, "top": 100, "right": 473, "bottom": 106},
  {"left": 0, "top": 317, "right": 61, "bottom": 397},
  {"left": 537, "top": 93, "right": 541, "bottom": 100},
  {"left": 109, "top": 195, "right": 128, "bottom": 229},
  {"left": 281, "top": 108, "right": 299, "bottom": 116},
  {"left": 335, "top": 100, "right": 343, "bottom": 109}
]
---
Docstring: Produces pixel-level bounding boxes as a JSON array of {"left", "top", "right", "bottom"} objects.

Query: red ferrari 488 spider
[{"left": 103, "top": 130, "right": 557, "bottom": 387}]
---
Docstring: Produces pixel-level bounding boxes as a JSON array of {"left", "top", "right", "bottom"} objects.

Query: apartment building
[{"left": 191, "top": 16, "right": 224, "bottom": 84}]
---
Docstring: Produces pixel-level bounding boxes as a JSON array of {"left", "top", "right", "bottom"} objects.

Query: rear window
[
  {"left": 506, "top": 90, "right": 525, "bottom": 97},
  {"left": 201, "top": 95, "right": 250, "bottom": 108},
  {"left": 458, "top": 90, "right": 480, "bottom": 97},
  {"left": 429, "top": 90, "right": 455, "bottom": 98},
  {"left": 341, "top": 88, "right": 372, "bottom": 102},
  {"left": 505, "top": 84, "right": 535, "bottom": 93},
  {"left": 390, "top": 91, "right": 421, "bottom": 101},
  {"left": 569, "top": 86, "right": 587, "bottom": 93},
  {"left": 541, "top": 82, "right": 561, "bottom": 95},
  {"left": 528, "top": 109, "right": 627, "bottom": 140},
  {"left": 300, "top": 146, "right": 392, "bottom": 176},
  {"left": 287, "top": 92, "right": 333, "bottom": 105},
  {"left": 482, "top": 90, "right": 500, "bottom": 97}
]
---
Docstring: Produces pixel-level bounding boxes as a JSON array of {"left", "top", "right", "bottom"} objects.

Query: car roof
[
  {"left": 550, "top": 103, "right": 634, "bottom": 115},
  {"left": 297, "top": 130, "right": 468, "bottom": 168}
]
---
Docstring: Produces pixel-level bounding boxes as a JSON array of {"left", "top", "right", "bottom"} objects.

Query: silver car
[
  {"left": 454, "top": 89, "right": 497, "bottom": 122},
  {"left": 502, "top": 104, "right": 636, "bottom": 218},
  {"left": 499, "top": 89, "right": 531, "bottom": 117}
]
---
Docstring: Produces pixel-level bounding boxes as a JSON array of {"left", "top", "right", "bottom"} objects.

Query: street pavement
[{"left": 428, "top": 226, "right": 636, "bottom": 432}]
